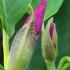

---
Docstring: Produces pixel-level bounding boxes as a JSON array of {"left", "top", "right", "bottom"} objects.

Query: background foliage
[{"left": 54, "top": 0, "right": 70, "bottom": 66}]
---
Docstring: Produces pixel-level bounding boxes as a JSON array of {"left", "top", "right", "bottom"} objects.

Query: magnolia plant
[
  {"left": 0, "top": 0, "right": 70, "bottom": 70},
  {"left": 8, "top": 0, "right": 47, "bottom": 70}
]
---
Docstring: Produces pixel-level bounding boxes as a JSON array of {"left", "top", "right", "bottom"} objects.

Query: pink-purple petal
[
  {"left": 49, "top": 22, "right": 54, "bottom": 39},
  {"left": 22, "top": 0, "right": 47, "bottom": 38}
]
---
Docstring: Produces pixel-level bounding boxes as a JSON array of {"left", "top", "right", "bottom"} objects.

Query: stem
[
  {"left": 3, "top": 28, "right": 9, "bottom": 70},
  {"left": 61, "top": 63, "right": 70, "bottom": 70},
  {"left": 46, "top": 60, "right": 56, "bottom": 70},
  {"left": 57, "top": 56, "right": 70, "bottom": 70}
]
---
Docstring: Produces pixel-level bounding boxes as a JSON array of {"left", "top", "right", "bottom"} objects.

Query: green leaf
[
  {"left": 0, "top": 0, "right": 32, "bottom": 38},
  {"left": 44, "top": 0, "right": 64, "bottom": 20},
  {"left": 0, "top": 64, "right": 4, "bottom": 70},
  {"left": 32, "top": 0, "right": 63, "bottom": 21}
]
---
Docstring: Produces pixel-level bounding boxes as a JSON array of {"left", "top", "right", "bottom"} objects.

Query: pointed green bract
[{"left": 8, "top": 15, "right": 36, "bottom": 70}]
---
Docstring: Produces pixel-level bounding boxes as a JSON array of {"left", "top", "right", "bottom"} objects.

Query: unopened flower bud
[
  {"left": 8, "top": 15, "right": 36, "bottom": 70},
  {"left": 42, "top": 17, "right": 58, "bottom": 62}
]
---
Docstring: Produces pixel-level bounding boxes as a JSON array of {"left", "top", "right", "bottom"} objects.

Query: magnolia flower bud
[
  {"left": 7, "top": 15, "right": 36, "bottom": 70},
  {"left": 22, "top": 0, "right": 47, "bottom": 39},
  {"left": 42, "top": 17, "right": 58, "bottom": 62}
]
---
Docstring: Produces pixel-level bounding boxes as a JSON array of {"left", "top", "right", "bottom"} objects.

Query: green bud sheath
[
  {"left": 42, "top": 17, "right": 58, "bottom": 62},
  {"left": 7, "top": 15, "right": 36, "bottom": 70},
  {"left": 42, "top": 17, "right": 58, "bottom": 70}
]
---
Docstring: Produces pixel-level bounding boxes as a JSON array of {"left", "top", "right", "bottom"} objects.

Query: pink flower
[{"left": 22, "top": 0, "right": 47, "bottom": 38}]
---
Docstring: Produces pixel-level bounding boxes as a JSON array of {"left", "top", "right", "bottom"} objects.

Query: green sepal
[{"left": 7, "top": 15, "right": 36, "bottom": 70}]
